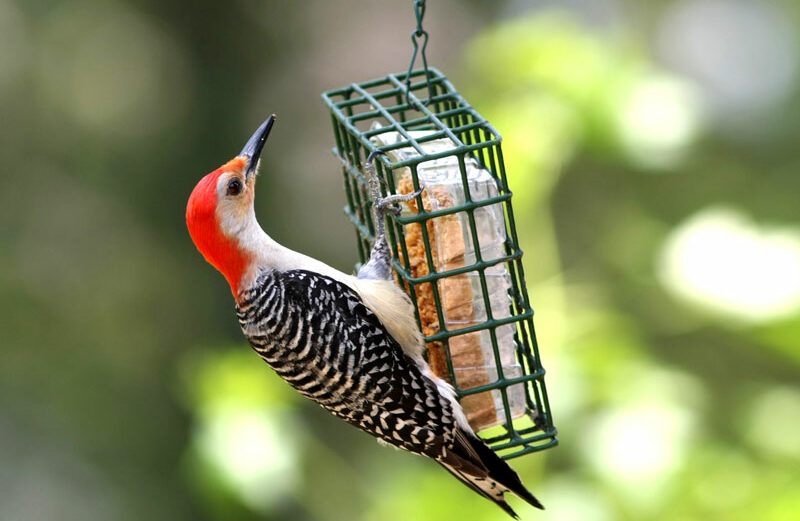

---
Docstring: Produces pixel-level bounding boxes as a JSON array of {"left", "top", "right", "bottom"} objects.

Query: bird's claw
[
  {"left": 373, "top": 186, "right": 425, "bottom": 218},
  {"left": 367, "top": 150, "right": 386, "bottom": 164}
]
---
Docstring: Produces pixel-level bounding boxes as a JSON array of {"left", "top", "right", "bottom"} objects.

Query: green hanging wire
[{"left": 404, "top": 0, "right": 434, "bottom": 106}]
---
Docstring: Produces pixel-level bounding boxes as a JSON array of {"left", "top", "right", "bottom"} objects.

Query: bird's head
[{"left": 186, "top": 114, "right": 275, "bottom": 296}]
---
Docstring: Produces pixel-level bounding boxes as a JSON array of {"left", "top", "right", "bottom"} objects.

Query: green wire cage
[{"left": 322, "top": 67, "right": 557, "bottom": 459}]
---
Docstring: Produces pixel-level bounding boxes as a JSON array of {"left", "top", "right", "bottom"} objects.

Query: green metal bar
[
  {"left": 334, "top": 155, "right": 515, "bottom": 227},
  {"left": 328, "top": 106, "right": 501, "bottom": 168},
  {"left": 389, "top": 254, "right": 523, "bottom": 285},
  {"left": 452, "top": 149, "right": 516, "bottom": 427},
  {"left": 323, "top": 71, "right": 444, "bottom": 99},
  {"left": 378, "top": 141, "right": 502, "bottom": 168},
  {"left": 496, "top": 141, "right": 555, "bottom": 432},
  {"left": 323, "top": 68, "right": 557, "bottom": 459},
  {"left": 490, "top": 434, "right": 558, "bottom": 453},
  {"left": 359, "top": 106, "right": 475, "bottom": 134},
  {"left": 393, "top": 194, "right": 512, "bottom": 223},
  {"left": 455, "top": 370, "right": 545, "bottom": 397},
  {"left": 486, "top": 425, "right": 556, "bottom": 445},
  {"left": 345, "top": 134, "right": 372, "bottom": 238},
  {"left": 386, "top": 71, "right": 502, "bottom": 144},
  {"left": 350, "top": 84, "right": 430, "bottom": 157},
  {"left": 326, "top": 74, "right": 499, "bottom": 147},
  {"left": 334, "top": 79, "right": 449, "bottom": 110},
  {"left": 373, "top": 120, "right": 488, "bottom": 145},
  {"left": 422, "top": 311, "right": 533, "bottom": 342}
]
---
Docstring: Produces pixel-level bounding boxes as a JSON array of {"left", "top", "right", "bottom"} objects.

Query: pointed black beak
[{"left": 240, "top": 114, "right": 276, "bottom": 180}]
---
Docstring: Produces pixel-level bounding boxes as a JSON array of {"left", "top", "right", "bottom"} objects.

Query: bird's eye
[{"left": 226, "top": 178, "right": 243, "bottom": 196}]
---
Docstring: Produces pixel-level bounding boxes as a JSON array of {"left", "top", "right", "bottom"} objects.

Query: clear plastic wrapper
[{"left": 371, "top": 128, "right": 525, "bottom": 430}]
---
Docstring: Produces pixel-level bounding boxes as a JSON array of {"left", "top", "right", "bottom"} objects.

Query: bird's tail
[{"left": 439, "top": 430, "right": 544, "bottom": 519}]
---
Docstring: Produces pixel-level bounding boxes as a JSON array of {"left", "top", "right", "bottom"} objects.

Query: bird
[{"left": 185, "top": 114, "right": 544, "bottom": 517}]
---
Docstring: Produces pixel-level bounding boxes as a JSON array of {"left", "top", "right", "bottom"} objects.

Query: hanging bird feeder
[{"left": 322, "top": 0, "right": 556, "bottom": 459}]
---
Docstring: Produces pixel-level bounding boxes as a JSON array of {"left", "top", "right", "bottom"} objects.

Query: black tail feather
[
  {"left": 463, "top": 432, "right": 544, "bottom": 510},
  {"left": 439, "top": 429, "right": 544, "bottom": 516}
]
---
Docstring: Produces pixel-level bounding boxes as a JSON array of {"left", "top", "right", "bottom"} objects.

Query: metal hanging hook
[{"left": 404, "top": 0, "right": 434, "bottom": 107}]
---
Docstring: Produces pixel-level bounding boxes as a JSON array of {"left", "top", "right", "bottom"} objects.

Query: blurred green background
[{"left": 2, "top": 1, "right": 800, "bottom": 520}]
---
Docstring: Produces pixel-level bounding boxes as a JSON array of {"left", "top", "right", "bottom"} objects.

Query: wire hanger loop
[{"left": 404, "top": 0, "right": 434, "bottom": 106}]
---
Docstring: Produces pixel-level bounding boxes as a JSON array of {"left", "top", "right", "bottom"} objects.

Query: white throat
[{"left": 228, "top": 206, "right": 355, "bottom": 291}]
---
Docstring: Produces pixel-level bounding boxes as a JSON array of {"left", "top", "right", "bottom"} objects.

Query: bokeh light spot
[
  {"left": 194, "top": 405, "right": 300, "bottom": 512},
  {"left": 615, "top": 74, "right": 702, "bottom": 169},
  {"left": 582, "top": 401, "right": 694, "bottom": 506},
  {"left": 658, "top": 207, "right": 800, "bottom": 323}
]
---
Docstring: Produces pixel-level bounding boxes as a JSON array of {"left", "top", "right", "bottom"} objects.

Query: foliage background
[{"left": 2, "top": 1, "right": 799, "bottom": 520}]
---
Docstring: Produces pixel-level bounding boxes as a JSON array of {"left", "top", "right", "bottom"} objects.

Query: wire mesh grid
[{"left": 322, "top": 68, "right": 557, "bottom": 459}]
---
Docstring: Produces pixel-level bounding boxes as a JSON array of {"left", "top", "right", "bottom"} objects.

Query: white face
[{"left": 215, "top": 166, "right": 256, "bottom": 239}]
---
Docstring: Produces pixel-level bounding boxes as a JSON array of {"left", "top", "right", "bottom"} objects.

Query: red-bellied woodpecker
[{"left": 185, "top": 115, "right": 543, "bottom": 517}]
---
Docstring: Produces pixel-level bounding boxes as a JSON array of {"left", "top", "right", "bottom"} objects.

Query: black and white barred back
[
  {"left": 235, "top": 268, "right": 543, "bottom": 517},
  {"left": 236, "top": 269, "right": 457, "bottom": 456}
]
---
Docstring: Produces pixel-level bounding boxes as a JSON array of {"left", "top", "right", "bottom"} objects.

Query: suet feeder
[{"left": 321, "top": 4, "right": 556, "bottom": 460}]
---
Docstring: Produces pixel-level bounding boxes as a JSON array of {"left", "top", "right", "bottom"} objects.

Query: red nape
[{"left": 186, "top": 165, "right": 251, "bottom": 297}]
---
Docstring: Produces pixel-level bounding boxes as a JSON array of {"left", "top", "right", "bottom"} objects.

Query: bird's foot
[
  {"left": 366, "top": 149, "right": 425, "bottom": 221},
  {"left": 373, "top": 188, "right": 424, "bottom": 218}
]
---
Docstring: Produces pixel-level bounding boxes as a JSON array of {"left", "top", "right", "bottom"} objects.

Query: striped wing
[{"left": 236, "top": 269, "right": 458, "bottom": 456}]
